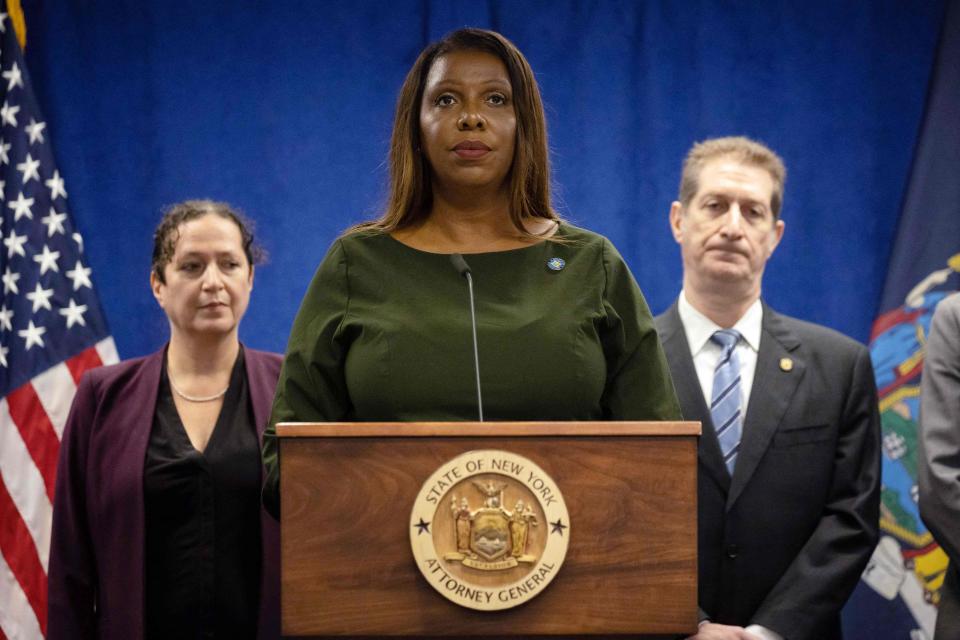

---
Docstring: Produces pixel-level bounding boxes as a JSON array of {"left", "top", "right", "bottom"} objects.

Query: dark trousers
[{"left": 936, "top": 563, "right": 960, "bottom": 640}]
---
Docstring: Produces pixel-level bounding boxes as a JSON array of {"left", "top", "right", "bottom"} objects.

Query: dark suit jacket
[
  {"left": 655, "top": 302, "right": 880, "bottom": 640},
  {"left": 918, "top": 292, "right": 960, "bottom": 639},
  {"left": 47, "top": 347, "right": 282, "bottom": 640}
]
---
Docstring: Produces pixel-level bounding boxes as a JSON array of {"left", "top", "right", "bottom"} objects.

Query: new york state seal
[{"left": 410, "top": 450, "right": 570, "bottom": 611}]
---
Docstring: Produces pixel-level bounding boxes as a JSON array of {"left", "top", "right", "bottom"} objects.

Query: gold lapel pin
[{"left": 780, "top": 357, "right": 794, "bottom": 372}]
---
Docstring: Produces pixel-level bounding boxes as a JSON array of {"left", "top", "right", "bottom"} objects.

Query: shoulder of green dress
[
  {"left": 337, "top": 228, "right": 391, "bottom": 250},
  {"left": 326, "top": 229, "right": 402, "bottom": 266},
  {"left": 556, "top": 222, "right": 610, "bottom": 248},
  {"left": 560, "top": 223, "right": 628, "bottom": 262}
]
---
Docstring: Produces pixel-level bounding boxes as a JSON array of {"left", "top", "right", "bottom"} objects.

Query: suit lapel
[
  {"left": 243, "top": 347, "right": 273, "bottom": 439},
  {"left": 726, "top": 304, "right": 806, "bottom": 509},
  {"left": 128, "top": 349, "right": 164, "bottom": 475},
  {"left": 657, "top": 304, "right": 731, "bottom": 493}
]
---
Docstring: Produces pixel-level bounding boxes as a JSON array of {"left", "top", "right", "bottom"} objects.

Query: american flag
[{"left": 0, "top": 10, "right": 117, "bottom": 639}]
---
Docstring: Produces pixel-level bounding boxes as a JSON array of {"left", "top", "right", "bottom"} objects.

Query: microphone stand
[{"left": 450, "top": 254, "right": 484, "bottom": 422}]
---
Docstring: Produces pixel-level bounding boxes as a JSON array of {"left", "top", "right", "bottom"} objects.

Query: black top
[{"left": 144, "top": 348, "right": 262, "bottom": 639}]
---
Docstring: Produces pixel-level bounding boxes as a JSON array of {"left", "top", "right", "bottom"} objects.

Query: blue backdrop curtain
[
  {"left": 17, "top": 1, "right": 952, "bottom": 637},
  {"left": 22, "top": 0, "right": 945, "bottom": 358}
]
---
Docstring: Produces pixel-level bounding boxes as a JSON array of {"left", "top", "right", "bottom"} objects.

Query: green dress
[{"left": 262, "top": 224, "right": 680, "bottom": 515}]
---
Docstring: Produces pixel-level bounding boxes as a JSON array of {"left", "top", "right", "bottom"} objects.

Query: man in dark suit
[
  {"left": 654, "top": 137, "right": 881, "bottom": 640},
  {"left": 919, "top": 292, "right": 960, "bottom": 639}
]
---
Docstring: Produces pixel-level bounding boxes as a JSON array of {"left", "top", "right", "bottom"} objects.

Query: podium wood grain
[{"left": 279, "top": 422, "right": 698, "bottom": 637}]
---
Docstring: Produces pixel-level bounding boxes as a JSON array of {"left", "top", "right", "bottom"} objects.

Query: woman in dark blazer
[{"left": 48, "top": 200, "right": 281, "bottom": 639}]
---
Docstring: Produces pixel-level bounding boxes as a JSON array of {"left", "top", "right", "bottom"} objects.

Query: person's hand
[{"left": 685, "top": 622, "right": 760, "bottom": 640}]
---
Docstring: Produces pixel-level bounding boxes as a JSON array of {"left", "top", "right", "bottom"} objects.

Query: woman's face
[
  {"left": 151, "top": 213, "right": 253, "bottom": 340},
  {"left": 419, "top": 49, "right": 517, "bottom": 195}
]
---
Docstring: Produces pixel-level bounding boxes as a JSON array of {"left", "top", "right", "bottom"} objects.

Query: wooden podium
[{"left": 277, "top": 421, "right": 700, "bottom": 638}]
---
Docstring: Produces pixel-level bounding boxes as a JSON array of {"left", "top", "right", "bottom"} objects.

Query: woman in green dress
[{"left": 262, "top": 28, "right": 680, "bottom": 517}]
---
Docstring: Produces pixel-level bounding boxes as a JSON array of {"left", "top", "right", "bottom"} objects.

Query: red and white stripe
[{"left": 0, "top": 337, "right": 118, "bottom": 640}]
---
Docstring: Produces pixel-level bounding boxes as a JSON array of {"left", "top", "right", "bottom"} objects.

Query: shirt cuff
[{"left": 745, "top": 624, "right": 784, "bottom": 640}]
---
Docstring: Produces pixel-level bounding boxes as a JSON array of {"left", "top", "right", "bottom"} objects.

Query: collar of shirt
[
  {"left": 677, "top": 292, "right": 763, "bottom": 416},
  {"left": 677, "top": 291, "right": 762, "bottom": 356}
]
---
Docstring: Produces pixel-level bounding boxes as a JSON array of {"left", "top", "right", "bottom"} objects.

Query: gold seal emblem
[{"left": 410, "top": 450, "right": 570, "bottom": 610}]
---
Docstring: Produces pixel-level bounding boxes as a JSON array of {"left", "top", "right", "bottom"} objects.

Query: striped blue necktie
[{"left": 710, "top": 329, "right": 743, "bottom": 474}]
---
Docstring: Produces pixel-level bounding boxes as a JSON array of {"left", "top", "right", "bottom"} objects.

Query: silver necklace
[{"left": 169, "top": 377, "right": 229, "bottom": 402}]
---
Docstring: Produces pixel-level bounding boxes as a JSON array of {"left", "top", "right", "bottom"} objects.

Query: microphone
[{"left": 450, "top": 254, "right": 484, "bottom": 422}]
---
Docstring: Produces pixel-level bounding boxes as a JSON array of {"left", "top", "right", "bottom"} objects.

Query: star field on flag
[{"left": 0, "top": 9, "right": 118, "bottom": 640}]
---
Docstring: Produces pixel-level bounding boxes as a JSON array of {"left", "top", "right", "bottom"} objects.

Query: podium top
[{"left": 276, "top": 420, "right": 700, "bottom": 438}]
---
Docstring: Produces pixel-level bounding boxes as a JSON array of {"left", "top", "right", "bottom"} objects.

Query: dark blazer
[
  {"left": 47, "top": 347, "right": 282, "bottom": 640},
  {"left": 918, "top": 292, "right": 960, "bottom": 639},
  {"left": 655, "top": 302, "right": 881, "bottom": 640}
]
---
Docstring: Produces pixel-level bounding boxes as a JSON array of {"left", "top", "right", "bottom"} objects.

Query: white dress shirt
[
  {"left": 679, "top": 293, "right": 783, "bottom": 640},
  {"left": 677, "top": 291, "right": 762, "bottom": 418}
]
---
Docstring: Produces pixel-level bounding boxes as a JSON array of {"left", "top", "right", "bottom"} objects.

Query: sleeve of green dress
[
  {"left": 262, "top": 239, "right": 352, "bottom": 518},
  {"left": 598, "top": 238, "right": 682, "bottom": 421}
]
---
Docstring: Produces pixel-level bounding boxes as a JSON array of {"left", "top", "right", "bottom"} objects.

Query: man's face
[{"left": 670, "top": 157, "right": 785, "bottom": 297}]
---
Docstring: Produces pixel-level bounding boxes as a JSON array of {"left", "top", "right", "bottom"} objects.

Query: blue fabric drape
[{"left": 23, "top": 0, "right": 944, "bottom": 360}]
